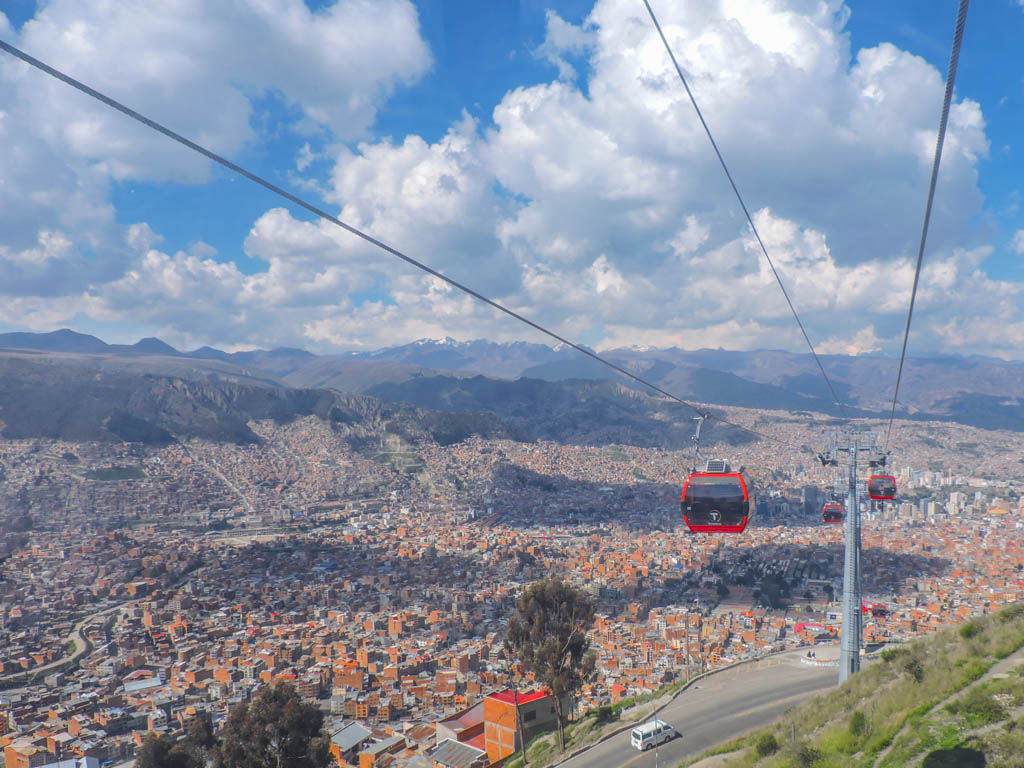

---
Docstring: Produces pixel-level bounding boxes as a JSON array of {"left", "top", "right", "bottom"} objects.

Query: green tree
[
  {"left": 505, "top": 577, "right": 596, "bottom": 752},
  {"left": 792, "top": 744, "right": 821, "bottom": 768},
  {"left": 136, "top": 733, "right": 202, "bottom": 768},
  {"left": 754, "top": 733, "right": 778, "bottom": 757},
  {"left": 186, "top": 716, "right": 217, "bottom": 756},
  {"left": 959, "top": 620, "right": 981, "bottom": 639},
  {"left": 716, "top": 583, "right": 730, "bottom": 598},
  {"left": 215, "top": 681, "right": 330, "bottom": 768},
  {"left": 849, "top": 710, "right": 866, "bottom": 737},
  {"left": 905, "top": 657, "right": 925, "bottom": 683},
  {"left": 759, "top": 576, "right": 785, "bottom": 609}
]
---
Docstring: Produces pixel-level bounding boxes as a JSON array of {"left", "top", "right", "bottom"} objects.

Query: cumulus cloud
[
  {"left": 817, "top": 325, "right": 884, "bottom": 356},
  {"left": 2, "top": 0, "right": 1021, "bottom": 361},
  {"left": 325, "top": 113, "right": 520, "bottom": 295},
  {"left": 1012, "top": 229, "right": 1024, "bottom": 254},
  {"left": 0, "top": 0, "right": 431, "bottom": 342},
  {"left": 7, "top": 0, "right": 431, "bottom": 181},
  {"left": 535, "top": 10, "right": 596, "bottom": 81}
]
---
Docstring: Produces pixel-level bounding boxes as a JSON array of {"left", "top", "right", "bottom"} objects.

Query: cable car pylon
[{"left": 821, "top": 430, "right": 891, "bottom": 683}]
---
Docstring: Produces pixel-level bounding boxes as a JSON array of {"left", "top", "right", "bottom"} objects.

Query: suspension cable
[
  {"left": 641, "top": 0, "right": 849, "bottom": 420},
  {"left": 0, "top": 38, "right": 808, "bottom": 455},
  {"left": 884, "top": 0, "right": 970, "bottom": 453}
]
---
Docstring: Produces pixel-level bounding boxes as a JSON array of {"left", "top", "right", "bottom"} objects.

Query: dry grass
[{"left": 703, "top": 601, "right": 1024, "bottom": 768}]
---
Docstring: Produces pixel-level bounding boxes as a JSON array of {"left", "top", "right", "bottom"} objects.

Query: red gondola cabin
[
  {"left": 681, "top": 460, "right": 753, "bottom": 533},
  {"left": 822, "top": 503, "right": 843, "bottom": 524},
  {"left": 867, "top": 475, "right": 897, "bottom": 500}
]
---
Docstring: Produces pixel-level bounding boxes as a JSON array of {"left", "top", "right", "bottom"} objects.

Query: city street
[{"left": 557, "top": 651, "right": 838, "bottom": 768}]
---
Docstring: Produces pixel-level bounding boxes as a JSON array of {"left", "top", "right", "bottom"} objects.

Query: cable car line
[
  {"left": 641, "top": 0, "right": 848, "bottom": 421},
  {"left": 681, "top": 463, "right": 753, "bottom": 533},
  {"left": 883, "top": 0, "right": 970, "bottom": 454},
  {"left": 822, "top": 503, "right": 843, "bottom": 524},
  {"left": 0, "top": 38, "right": 806, "bottom": 455}
]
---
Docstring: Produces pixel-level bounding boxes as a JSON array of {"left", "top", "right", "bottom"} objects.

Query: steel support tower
[
  {"left": 829, "top": 430, "right": 881, "bottom": 684},
  {"left": 838, "top": 434, "right": 861, "bottom": 683}
]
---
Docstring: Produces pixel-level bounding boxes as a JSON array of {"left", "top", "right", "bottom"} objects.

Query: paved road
[
  {"left": 0, "top": 600, "right": 127, "bottom": 686},
  {"left": 558, "top": 651, "right": 837, "bottom": 768}
]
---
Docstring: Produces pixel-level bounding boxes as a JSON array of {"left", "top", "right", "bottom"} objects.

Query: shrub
[
  {"left": 882, "top": 646, "right": 907, "bottom": 663},
  {"left": 905, "top": 658, "right": 925, "bottom": 683},
  {"left": 792, "top": 744, "right": 821, "bottom": 768},
  {"left": 595, "top": 705, "right": 615, "bottom": 724},
  {"left": 959, "top": 688, "right": 1007, "bottom": 727},
  {"left": 959, "top": 621, "right": 981, "bottom": 640},
  {"left": 998, "top": 603, "right": 1024, "bottom": 623},
  {"left": 959, "top": 660, "right": 990, "bottom": 686},
  {"left": 755, "top": 733, "right": 779, "bottom": 757},
  {"left": 849, "top": 710, "right": 867, "bottom": 737}
]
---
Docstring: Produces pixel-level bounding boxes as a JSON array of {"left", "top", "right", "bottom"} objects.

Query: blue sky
[
  {"left": 847, "top": 0, "right": 1022, "bottom": 279},
  {"left": 0, "top": 0, "right": 1022, "bottom": 357}
]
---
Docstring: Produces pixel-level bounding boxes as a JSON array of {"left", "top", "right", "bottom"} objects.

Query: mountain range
[{"left": 1, "top": 329, "right": 1022, "bottom": 442}]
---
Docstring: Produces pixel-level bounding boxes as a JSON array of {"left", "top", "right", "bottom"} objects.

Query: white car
[{"left": 631, "top": 719, "right": 677, "bottom": 750}]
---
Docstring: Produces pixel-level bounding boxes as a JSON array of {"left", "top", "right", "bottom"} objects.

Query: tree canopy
[
  {"left": 135, "top": 733, "right": 202, "bottom": 768},
  {"left": 505, "top": 577, "right": 596, "bottom": 751},
  {"left": 215, "top": 681, "right": 330, "bottom": 768}
]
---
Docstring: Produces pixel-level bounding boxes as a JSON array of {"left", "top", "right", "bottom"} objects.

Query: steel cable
[
  {"left": 641, "top": 0, "right": 849, "bottom": 420},
  {"left": 884, "top": 0, "right": 970, "bottom": 452},
  {"left": 0, "top": 38, "right": 808, "bottom": 455}
]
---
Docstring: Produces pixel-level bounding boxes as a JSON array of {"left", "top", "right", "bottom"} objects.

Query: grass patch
[
  {"left": 564, "top": 717, "right": 600, "bottom": 749},
  {"left": 503, "top": 676, "right": 692, "bottom": 768},
  {"left": 84, "top": 465, "right": 146, "bottom": 481},
  {"left": 740, "top": 601, "right": 1024, "bottom": 768},
  {"left": 972, "top": 726, "right": 1024, "bottom": 768},
  {"left": 601, "top": 445, "right": 631, "bottom": 462},
  {"left": 677, "top": 734, "right": 754, "bottom": 767}
]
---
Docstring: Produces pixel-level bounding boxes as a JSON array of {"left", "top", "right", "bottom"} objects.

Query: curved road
[
  {"left": 0, "top": 600, "right": 128, "bottom": 685},
  {"left": 558, "top": 651, "right": 837, "bottom": 768}
]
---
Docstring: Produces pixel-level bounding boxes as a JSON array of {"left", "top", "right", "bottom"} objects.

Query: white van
[{"left": 631, "top": 719, "right": 676, "bottom": 750}]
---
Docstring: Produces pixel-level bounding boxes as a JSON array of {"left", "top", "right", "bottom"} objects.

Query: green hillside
[{"left": 701, "top": 602, "right": 1024, "bottom": 768}]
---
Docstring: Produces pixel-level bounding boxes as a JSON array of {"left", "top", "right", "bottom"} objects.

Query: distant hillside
[
  {"left": 0, "top": 329, "right": 318, "bottom": 377},
  {"left": 364, "top": 374, "right": 754, "bottom": 449},
  {"left": 284, "top": 359, "right": 478, "bottom": 393},
  {"left": 0, "top": 328, "right": 193, "bottom": 357},
  {"left": 703, "top": 602, "right": 1024, "bottom": 768},
  {"left": 5, "top": 329, "right": 1024, "bottom": 432},
  {"left": 0, "top": 354, "right": 518, "bottom": 446},
  {"left": 0, "top": 347, "right": 286, "bottom": 389},
  {"left": 606, "top": 346, "right": 1024, "bottom": 416},
  {"left": 341, "top": 337, "right": 570, "bottom": 378},
  {"left": 336, "top": 338, "right": 1024, "bottom": 426}
]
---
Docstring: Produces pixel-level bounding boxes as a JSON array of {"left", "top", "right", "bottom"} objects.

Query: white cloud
[
  {"left": 669, "top": 216, "right": 710, "bottom": 257},
  {"left": 0, "top": 0, "right": 432, "bottom": 337},
  {"left": 817, "top": 325, "right": 884, "bottom": 356},
  {"left": 7, "top": 0, "right": 431, "bottom": 182},
  {"left": 325, "top": 113, "right": 520, "bottom": 295},
  {"left": 125, "top": 223, "right": 164, "bottom": 253},
  {"left": 535, "top": 10, "right": 596, "bottom": 81},
  {"left": 1012, "top": 229, "right": 1024, "bottom": 254},
  {"left": 3, "top": 0, "right": 1023, "bottom": 362}
]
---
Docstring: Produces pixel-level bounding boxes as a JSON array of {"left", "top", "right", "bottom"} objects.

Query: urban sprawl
[{"left": 1, "top": 411, "right": 1023, "bottom": 767}]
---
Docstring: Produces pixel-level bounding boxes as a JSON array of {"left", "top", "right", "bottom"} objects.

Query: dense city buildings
[{"left": 1, "top": 410, "right": 1022, "bottom": 766}]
